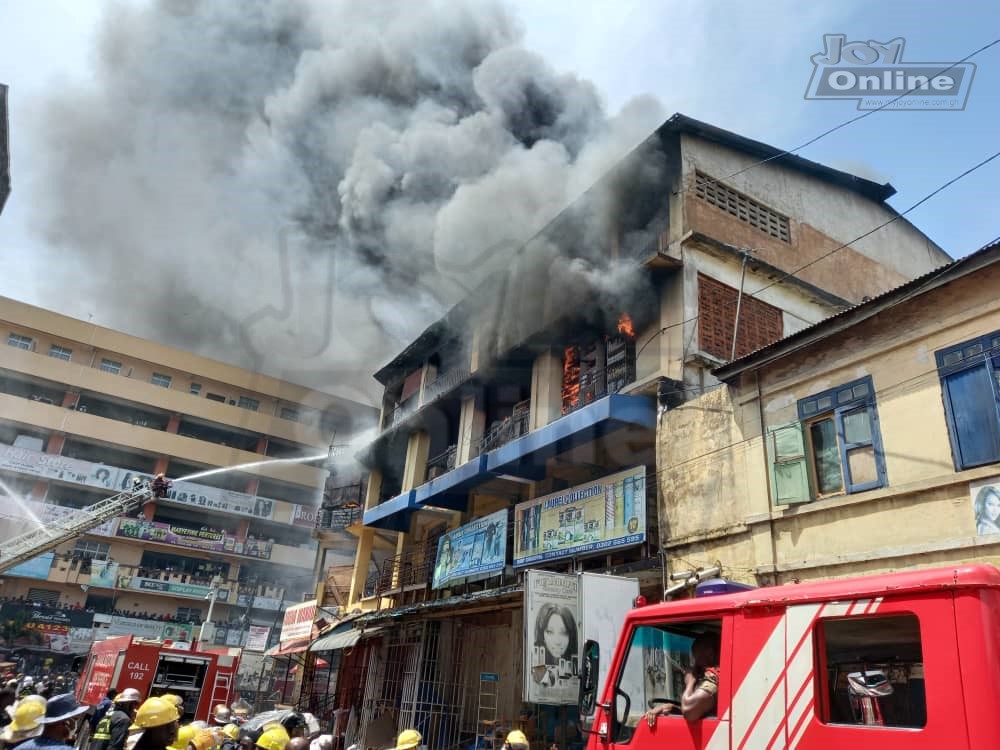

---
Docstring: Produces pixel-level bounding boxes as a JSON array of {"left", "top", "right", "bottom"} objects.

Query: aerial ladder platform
[{"left": 0, "top": 488, "right": 151, "bottom": 574}]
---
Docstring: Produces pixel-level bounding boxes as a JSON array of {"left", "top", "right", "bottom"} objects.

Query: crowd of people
[
  {"left": 0, "top": 691, "right": 336, "bottom": 750},
  {"left": 107, "top": 610, "right": 197, "bottom": 625}
]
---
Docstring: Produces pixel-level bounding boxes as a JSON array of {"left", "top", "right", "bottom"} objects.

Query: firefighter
[
  {"left": 502, "top": 731, "right": 528, "bottom": 750},
  {"left": 0, "top": 696, "right": 46, "bottom": 748},
  {"left": 129, "top": 698, "right": 179, "bottom": 750},
  {"left": 393, "top": 730, "right": 421, "bottom": 750},
  {"left": 90, "top": 689, "right": 142, "bottom": 750},
  {"left": 188, "top": 729, "right": 215, "bottom": 750},
  {"left": 229, "top": 701, "right": 250, "bottom": 727},
  {"left": 211, "top": 706, "right": 231, "bottom": 727},
  {"left": 218, "top": 725, "right": 239, "bottom": 750},
  {"left": 150, "top": 474, "right": 172, "bottom": 500},
  {"left": 254, "top": 726, "right": 289, "bottom": 750},
  {"left": 20, "top": 694, "right": 91, "bottom": 750},
  {"left": 166, "top": 725, "right": 196, "bottom": 750}
]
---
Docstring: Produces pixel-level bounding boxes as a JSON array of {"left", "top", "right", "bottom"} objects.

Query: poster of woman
[
  {"left": 971, "top": 479, "right": 1000, "bottom": 535},
  {"left": 524, "top": 570, "right": 580, "bottom": 705}
]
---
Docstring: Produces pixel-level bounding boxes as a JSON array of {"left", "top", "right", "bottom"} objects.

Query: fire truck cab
[
  {"left": 579, "top": 564, "right": 1000, "bottom": 749},
  {"left": 76, "top": 635, "right": 240, "bottom": 722}
]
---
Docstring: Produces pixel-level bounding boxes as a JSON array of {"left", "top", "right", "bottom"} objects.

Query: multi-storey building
[
  {"left": 1, "top": 82, "right": 9, "bottom": 215},
  {"left": 661, "top": 239, "right": 1000, "bottom": 584},
  {"left": 0, "top": 295, "right": 374, "bottom": 677},
  {"left": 315, "top": 114, "right": 950, "bottom": 748}
]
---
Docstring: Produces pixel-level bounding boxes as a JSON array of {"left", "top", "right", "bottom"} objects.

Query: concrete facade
[
  {"left": 658, "top": 245, "right": 1000, "bottom": 585},
  {"left": 0, "top": 295, "right": 373, "bottom": 663}
]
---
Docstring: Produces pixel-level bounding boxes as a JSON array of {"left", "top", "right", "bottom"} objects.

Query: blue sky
[{"left": 0, "top": 0, "right": 997, "bottom": 320}]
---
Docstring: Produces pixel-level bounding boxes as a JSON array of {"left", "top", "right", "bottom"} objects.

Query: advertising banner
[
  {"left": 245, "top": 626, "right": 270, "bottom": 652},
  {"left": 115, "top": 519, "right": 273, "bottom": 559},
  {"left": 6, "top": 552, "right": 55, "bottom": 579},
  {"left": 280, "top": 601, "right": 316, "bottom": 643},
  {"left": 523, "top": 571, "right": 580, "bottom": 705},
  {"left": 104, "top": 616, "right": 163, "bottom": 640},
  {"left": 124, "top": 576, "right": 230, "bottom": 602},
  {"left": 117, "top": 472, "right": 277, "bottom": 521},
  {"left": 432, "top": 508, "right": 508, "bottom": 589},
  {"left": 0, "top": 604, "right": 94, "bottom": 654},
  {"left": 161, "top": 622, "right": 196, "bottom": 642},
  {"left": 513, "top": 466, "right": 646, "bottom": 567},
  {"left": 971, "top": 477, "right": 1000, "bottom": 535},
  {"left": 90, "top": 560, "right": 119, "bottom": 589},
  {"left": 291, "top": 504, "right": 318, "bottom": 529},
  {"left": 0, "top": 442, "right": 121, "bottom": 491},
  {"left": 238, "top": 594, "right": 283, "bottom": 611}
]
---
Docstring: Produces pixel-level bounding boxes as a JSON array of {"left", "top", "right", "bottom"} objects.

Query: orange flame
[
  {"left": 562, "top": 346, "right": 581, "bottom": 414},
  {"left": 617, "top": 313, "right": 635, "bottom": 339}
]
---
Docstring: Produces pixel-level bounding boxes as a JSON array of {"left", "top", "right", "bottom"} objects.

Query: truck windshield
[{"left": 612, "top": 620, "right": 721, "bottom": 742}]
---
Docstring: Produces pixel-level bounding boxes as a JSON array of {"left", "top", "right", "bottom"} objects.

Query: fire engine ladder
[
  {"left": 475, "top": 673, "right": 500, "bottom": 750},
  {"left": 0, "top": 488, "right": 151, "bottom": 573}
]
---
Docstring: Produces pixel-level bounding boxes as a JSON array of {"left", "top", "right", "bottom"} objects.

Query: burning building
[{"left": 305, "top": 114, "right": 950, "bottom": 749}]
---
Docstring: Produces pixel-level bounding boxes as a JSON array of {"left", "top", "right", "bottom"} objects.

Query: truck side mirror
[{"left": 578, "top": 639, "right": 600, "bottom": 717}]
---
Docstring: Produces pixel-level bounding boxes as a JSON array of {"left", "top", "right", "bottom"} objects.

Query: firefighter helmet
[
  {"left": 130, "top": 697, "right": 181, "bottom": 730},
  {"left": 213, "top": 705, "right": 232, "bottom": 725},
  {"left": 395, "top": 729, "right": 422, "bottom": 750},
  {"left": 7, "top": 698, "right": 46, "bottom": 733},
  {"left": 162, "top": 694, "right": 184, "bottom": 709},
  {"left": 115, "top": 688, "right": 143, "bottom": 704},
  {"left": 190, "top": 728, "right": 216, "bottom": 750},
  {"left": 504, "top": 730, "right": 528, "bottom": 748},
  {"left": 222, "top": 724, "right": 240, "bottom": 741},
  {"left": 255, "top": 725, "right": 290, "bottom": 750},
  {"left": 168, "top": 724, "right": 198, "bottom": 750}
]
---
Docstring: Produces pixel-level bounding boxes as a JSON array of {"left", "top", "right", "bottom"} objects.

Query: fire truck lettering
[{"left": 126, "top": 662, "right": 150, "bottom": 671}]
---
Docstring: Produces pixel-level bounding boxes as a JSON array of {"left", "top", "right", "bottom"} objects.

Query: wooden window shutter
[{"left": 766, "top": 421, "right": 812, "bottom": 505}]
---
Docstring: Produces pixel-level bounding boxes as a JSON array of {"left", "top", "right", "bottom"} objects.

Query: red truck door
[
  {"left": 785, "top": 592, "right": 966, "bottom": 749},
  {"left": 604, "top": 614, "right": 733, "bottom": 750}
]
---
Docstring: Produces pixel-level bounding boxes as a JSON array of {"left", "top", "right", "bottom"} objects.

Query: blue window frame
[
  {"left": 936, "top": 331, "right": 1000, "bottom": 470},
  {"left": 796, "top": 376, "right": 887, "bottom": 497}
]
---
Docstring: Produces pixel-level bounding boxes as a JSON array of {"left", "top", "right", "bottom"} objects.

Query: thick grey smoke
[{"left": 31, "top": 0, "right": 663, "bottom": 406}]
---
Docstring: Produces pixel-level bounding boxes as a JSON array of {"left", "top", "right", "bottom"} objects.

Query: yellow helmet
[
  {"left": 190, "top": 728, "right": 216, "bottom": 750},
  {"left": 130, "top": 697, "right": 181, "bottom": 730},
  {"left": 255, "top": 725, "right": 290, "bottom": 750},
  {"left": 395, "top": 729, "right": 422, "bottom": 750},
  {"left": 162, "top": 694, "right": 185, "bottom": 709},
  {"left": 168, "top": 725, "right": 198, "bottom": 750},
  {"left": 9, "top": 698, "right": 46, "bottom": 732},
  {"left": 222, "top": 724, "right": 240, "bottom": 741},
  {"left": 504, "top": 730, "right": 528, "bottom": 747}
]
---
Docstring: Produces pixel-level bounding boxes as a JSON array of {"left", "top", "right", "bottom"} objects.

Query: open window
[
  {"left": 611, "top": 619, "right": 723, "bottom": 743},
  {"left": 817, "top": 613, "right": 926, "bottom": 729}
]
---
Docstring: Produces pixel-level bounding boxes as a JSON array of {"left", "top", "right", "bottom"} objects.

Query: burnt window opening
[{"left": 562, "top": 317, "right": 637, "bottom": 415}]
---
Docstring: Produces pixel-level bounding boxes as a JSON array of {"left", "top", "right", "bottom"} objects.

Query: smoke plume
[{"left": 30, "top": 0, "right": 664, "bottom": 405}]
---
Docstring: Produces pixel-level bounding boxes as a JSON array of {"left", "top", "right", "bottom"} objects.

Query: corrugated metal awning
[{"left": 309, "top": 626, "right": 382, "bottom": 652}]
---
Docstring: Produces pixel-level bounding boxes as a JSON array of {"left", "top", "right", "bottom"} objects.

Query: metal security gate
[{"left": 348, "top": 621, "right": 467, "bottom": 750}]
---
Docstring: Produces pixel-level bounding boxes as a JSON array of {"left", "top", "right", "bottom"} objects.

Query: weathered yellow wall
[{"left": 659, "top": 265, "right": 1000, "bottom": 584}]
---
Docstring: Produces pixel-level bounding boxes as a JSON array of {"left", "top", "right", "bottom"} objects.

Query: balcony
[
  {"left": 367, "top": 540, "right": 437, "bottom": 599},
  {"left": 364, "top": 394, "right": 656, "bottom": 530},
  {"left": 315, "top": 483, "right": 365, "bottom": 533},
  {"left": 379, "top": 368, "right": 472, "bottom": 434}
]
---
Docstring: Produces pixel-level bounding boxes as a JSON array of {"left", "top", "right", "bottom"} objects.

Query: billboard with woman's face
[
  {"left": 523, "top": 570, "right": 580, "bottom": 705},
  {"left": 971, "top": 478, "right": 1000, "bottom": 535}
]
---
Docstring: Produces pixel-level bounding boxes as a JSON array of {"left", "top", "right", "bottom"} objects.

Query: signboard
[
  {"left": 115, "top": 519, "right": 273, "bottom": 559},
  {"left": 238, "top": 594, "right": 283, "bottom": 611},
  {"left": 971, "top": 477, "right": 1000, "bottom": 535},
  {"left": 123, "top": 576, "right": 230, "bottom": 602},
  {"left": 291, "top": 504, "right": 319, "bottom": 529},
  {"left": 280, "top": 600, "right": 316, "bottom": 643},
  {"left": 246, "top": 626, "right": 270, "bottom": 651},
  {"left": 0, "top": 441, "right": 289, "bottom": 523},
  {"left": 0, "top": 603, "right": 94, "bottom": 654},
  {"left": 90, "top": 560, "right": 119, "bottom": 589},
  {"left": 513, "top": 466, "right": 646, "bottom": 567},
  {"left": 432, "top": 508, "right": 508, "bottom": 589},
  {"left": 6, "top": 552, "right": 55, "bottom": 579},
  {"left": 103, "top": 616, "right": 163, "bottom": 640},
  {"left": 523, "top": 571, "right": 579, "bottom": 705},
  {"left": 162, "top": 622, "right": 196, "bottom": 642}
]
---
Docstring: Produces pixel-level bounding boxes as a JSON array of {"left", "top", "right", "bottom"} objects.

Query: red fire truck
[
  {"left": 579, "top": 563, "right": 1000, "bottom": 749},
  {"left": 76, "top": 636, "right": 241, "bottom": 722}
]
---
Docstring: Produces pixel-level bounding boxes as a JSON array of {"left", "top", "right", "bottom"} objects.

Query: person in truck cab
[{"left": 645, "top": 633, "right": 721, "bottom": 725}]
